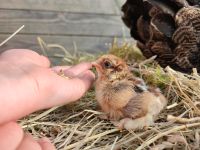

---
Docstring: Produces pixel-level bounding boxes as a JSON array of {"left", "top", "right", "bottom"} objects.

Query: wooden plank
[
  {"left": 0, "top": 34, "right": 133, "bottom": 65},
  {"left": 0, "top": 34, "right": 132, "bottom": 53},
  {"left": 0, "top": 0, "right": 120, "bottom": 15},
  {"left": 115, "top": 0, "right": 126, "bottom": 9},
  {"left": 0, "top": 9, "right": 130, "bottom": 37}
]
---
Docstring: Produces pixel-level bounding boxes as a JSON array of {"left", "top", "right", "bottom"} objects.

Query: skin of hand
[
  {"left": 0, "top": 49, "right": 95, "bottom": 150},
  {"left": 93, "top": 54, "right": 167, "bottom": 130}
]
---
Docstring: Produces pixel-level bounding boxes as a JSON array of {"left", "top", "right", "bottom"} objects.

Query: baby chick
[{"left": 92, "top": 54, "right": 167, "bottom": 130}]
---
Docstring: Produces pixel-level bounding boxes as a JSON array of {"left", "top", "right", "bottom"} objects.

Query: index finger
[
  {"left": 41, "top": 70, "right": 95, "bottom": 108},
  {"left": 63, "top": 62, "right": 92, "bottom": 77}
]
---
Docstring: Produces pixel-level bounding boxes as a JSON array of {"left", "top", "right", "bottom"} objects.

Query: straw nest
[{"left": 19, "top": 38, "right": 200, "bottom": 150}]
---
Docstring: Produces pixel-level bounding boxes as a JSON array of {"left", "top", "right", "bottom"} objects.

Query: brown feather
[
  {"left": 121, "top": 0, "right": 200, "bottom": 73},
  {"left": 93, "top": 55, "right": 167, "bottom": 130}
]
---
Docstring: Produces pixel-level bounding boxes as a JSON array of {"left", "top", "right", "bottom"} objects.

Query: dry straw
[
  {"left": 0, "top": 25, "right": 25, "bottom": 47},
  {"left": 2, "top": 32, "right": 198, "bottom": 150}
]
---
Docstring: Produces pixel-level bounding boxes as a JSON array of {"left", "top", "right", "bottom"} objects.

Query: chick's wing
[{"left": 122, "top": 93, "right": 148, "bottom": 119}]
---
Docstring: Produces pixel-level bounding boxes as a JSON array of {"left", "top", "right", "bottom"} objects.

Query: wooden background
[{"left": 0, "top": 0, "right": 131, "bottom": 58}]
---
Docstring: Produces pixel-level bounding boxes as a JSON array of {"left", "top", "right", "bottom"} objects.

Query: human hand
[
  {"left": 0, "top": 49, "right": 95, "bottom": 149},
  {"left": 0, "top": 49, "right": 95, "bottom": 123}
]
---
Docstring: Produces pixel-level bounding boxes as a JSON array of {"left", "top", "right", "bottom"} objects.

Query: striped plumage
[{"left": 122, "top": 0, "right": 200, "bottom": 73}]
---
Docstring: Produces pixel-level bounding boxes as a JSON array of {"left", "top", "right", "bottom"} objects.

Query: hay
[
  {"left": 0, "top": 25, "right": 25, "bottom": 47},
  {"left": 19, "top": 38, "right": 200, "bottom": 150}
]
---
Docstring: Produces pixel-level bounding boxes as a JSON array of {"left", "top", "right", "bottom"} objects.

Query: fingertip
[
  {"left": 78, "top": 70, "right": 95, "bottom": 85},
  {"left": 38, "top": 137, "right": 51, "bottom": 143},
  {"left": 65, "top": 62, "right": 93, "bottom": 76},
  {"left": 64, "top": 70, "right": 95, "bottom": 101},
  {"left": 38, "top": 137, "right": 56, "bottom": 150},
  {"left": 49, "top": 73, "right": 94, "bottom": 105},
  {"left": 17, "top": 133, "right": 42, "bottom": 150},
  {"left": 42, "top": 69, "right": 95, "bottom": 108},
  {"left": 0, "top": 122, "right": 24, "bottom": 150}
]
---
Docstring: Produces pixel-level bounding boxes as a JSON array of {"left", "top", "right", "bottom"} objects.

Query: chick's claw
[{"left": 111, "top": 120, "right": 125, "bottom": 132}]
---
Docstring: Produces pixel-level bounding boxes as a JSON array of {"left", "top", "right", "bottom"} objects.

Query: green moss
[{"left": 142, "top": 66, "right": 171, "bottom": 89}]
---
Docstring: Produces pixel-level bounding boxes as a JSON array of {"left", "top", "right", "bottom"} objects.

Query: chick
[{"left": 92, "top": 54, "right": 167, "bottom": 130}]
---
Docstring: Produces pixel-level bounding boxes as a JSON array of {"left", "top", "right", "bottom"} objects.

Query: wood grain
[
  {"left": 0, "top": 0, "right": 132, "bottom": 66},
  {"left": 0, "top": 34, "right": 132, "bottom": 53},
  {"left": 0, "top": 34, "right": 132, "bottom": 65},
  {"left": 0, "top": 9, "right": 129, "bottom": 37},
  {"left": 0, "top": 0, "right": 120, "bottom": 15}
]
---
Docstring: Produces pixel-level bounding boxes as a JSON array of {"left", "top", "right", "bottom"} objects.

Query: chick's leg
[
  {"left": 98, "top": 113, "right": 109, "bottom": 120},
  {"left": 112, "top": 118, "right": 132, "bottom": 131},
  {"left": 115, "top": 115, "right": 154, "bottom": 130}
]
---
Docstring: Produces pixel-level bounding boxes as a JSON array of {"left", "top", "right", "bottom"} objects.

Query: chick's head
[{"left": 92, "top": 54, "right": 129, "bottom": 81}]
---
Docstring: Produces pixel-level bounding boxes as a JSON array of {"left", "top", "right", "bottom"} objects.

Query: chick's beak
[
  {"left": 92, "top": 61, "right": 101, "bottom": 70},
  {"left": 92, "top": 61, "right": 103, "bottom": 74}
]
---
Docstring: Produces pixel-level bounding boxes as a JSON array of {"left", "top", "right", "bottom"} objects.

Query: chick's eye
[{"left": 103, "top": 61, "right": 112, "bottom": 69}]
